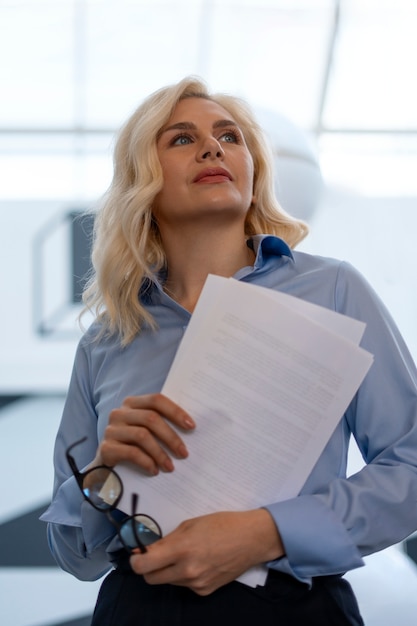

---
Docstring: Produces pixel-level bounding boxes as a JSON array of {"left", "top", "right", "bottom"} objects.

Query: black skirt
[{"left": 91, "top": 551, "right": 364, "bottom": 626}]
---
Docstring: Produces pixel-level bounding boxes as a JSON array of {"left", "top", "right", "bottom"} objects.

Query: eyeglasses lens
[
  {"left": 120, "top": 515, "right": 162, "bottom": 549},
  {"left": 82, "top": 467, "right": 122, "bottom": 510}
]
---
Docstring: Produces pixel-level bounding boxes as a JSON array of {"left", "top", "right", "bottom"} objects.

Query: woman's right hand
[{"left": 92, "top": 394, "right": 196, "bottom": 476}]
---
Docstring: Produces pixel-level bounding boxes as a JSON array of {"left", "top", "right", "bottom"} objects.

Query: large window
[{"left": 1, "top": 0, "right": 416, "bottom": 200}]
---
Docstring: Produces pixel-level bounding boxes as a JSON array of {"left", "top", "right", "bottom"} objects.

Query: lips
[{"left": 193, "top": 168, "right": 232, "bottom": 183}]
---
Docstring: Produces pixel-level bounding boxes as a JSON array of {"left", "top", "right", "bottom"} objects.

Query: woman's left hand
[{"left": 129, "top": 508, "right": 284, "bottom": 595}]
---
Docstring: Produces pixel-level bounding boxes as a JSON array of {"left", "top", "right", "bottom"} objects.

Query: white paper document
[{"left": 115, "top": 275, "right": 374, "bottom": 587}]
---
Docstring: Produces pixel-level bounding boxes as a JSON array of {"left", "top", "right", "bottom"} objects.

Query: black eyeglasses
[{"left": 66, "top": 437, "right": 162, "bottom": 554}]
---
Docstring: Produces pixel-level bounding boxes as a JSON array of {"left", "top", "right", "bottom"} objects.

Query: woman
[{"left": 42, "top": 76, "right": 417, "bottom": 625}]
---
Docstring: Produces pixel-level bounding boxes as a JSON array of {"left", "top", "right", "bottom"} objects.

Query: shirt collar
[
  {"left": 249, "top": 234, "right": 293, "bottom": 269},
  {"left": 140, "top": 234, "right": 293, "bottom": 301}
]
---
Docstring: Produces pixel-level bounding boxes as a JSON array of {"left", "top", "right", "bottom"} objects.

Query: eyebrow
[{"left": 159, "top": 119, "right": 240, "bottom": 136}]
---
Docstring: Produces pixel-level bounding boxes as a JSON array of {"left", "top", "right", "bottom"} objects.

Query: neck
[{"left": 160, "top": 223, "right": 255, "bottom": 313}]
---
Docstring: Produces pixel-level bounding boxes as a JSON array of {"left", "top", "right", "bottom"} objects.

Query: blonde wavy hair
[{"left": 83, "top": 76, "right": 309, "bottom": 345}]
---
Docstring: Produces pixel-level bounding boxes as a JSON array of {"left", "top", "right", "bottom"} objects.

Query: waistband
[{"left": 109, "top": 549, "right": 343, "bottom": 588}]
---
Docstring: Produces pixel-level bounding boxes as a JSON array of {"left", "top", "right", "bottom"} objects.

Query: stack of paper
[{"left": 115, "top": 275, "right": 374, "bottom": 586}]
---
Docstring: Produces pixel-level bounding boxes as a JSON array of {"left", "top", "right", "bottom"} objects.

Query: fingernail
[
  {"left": 163, "top": 458, "right": 174, "bottom": 472},
  {"left": 184, "top": 417, "right": 195, "bottom": 429},
  {"left": 177, "top": 443, "right": 188, "bottom": 458}
]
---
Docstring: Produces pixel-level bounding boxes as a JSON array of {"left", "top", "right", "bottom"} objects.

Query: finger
[
  {"left": 100, "top": 437, "right": 164, "bottom": 476},
  {"left": 129, "top": 543, "right": 179, "bottom": 581},
  {"left": 108, "top": 407, "right": 190, "bottom": 462},
  {"left": 122, "top": 394, "right": 195, "bottom": 430},
  {"left": 130, "top": 550, "right": 213, "bottom": 595}
]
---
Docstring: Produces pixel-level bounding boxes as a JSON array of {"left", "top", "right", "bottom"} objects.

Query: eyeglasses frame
[{"left": 66, "top": 436, "right": 162, "bottom": 554}]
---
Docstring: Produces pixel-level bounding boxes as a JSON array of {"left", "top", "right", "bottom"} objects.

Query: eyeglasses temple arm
[
  {"left": 65, "top": 436, "right": 89, "bottom": 493},
  {"left": 130, "top": 492, "right": 148, "bottom": 554}
]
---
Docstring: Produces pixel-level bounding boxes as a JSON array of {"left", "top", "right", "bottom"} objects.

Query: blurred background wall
[{"left": 0, "top": 1, "right": 417, "bottom": 624}]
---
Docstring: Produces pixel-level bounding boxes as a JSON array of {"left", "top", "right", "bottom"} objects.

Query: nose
[{"left": 197, "top": 136, "right": 225, "bottom": 161}]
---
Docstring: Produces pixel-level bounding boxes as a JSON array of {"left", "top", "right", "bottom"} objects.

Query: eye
[
  {"left": 171, "top": 133, "right": 193, "bottom": 146},
  {"left": 219, "top": 130, "right": 240, "bottom": 144}
]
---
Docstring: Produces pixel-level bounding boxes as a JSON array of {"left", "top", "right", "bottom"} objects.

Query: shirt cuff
[
  {"left": 264, "top": 495, "right": 365, "bottom": 584},
  {"left": 40, "top": 476, "right": 115, "bottom": 553}
]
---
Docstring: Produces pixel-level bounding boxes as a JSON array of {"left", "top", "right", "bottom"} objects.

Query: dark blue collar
[{"left": 249, "top": 234, "right": 293, "bottom": 269}]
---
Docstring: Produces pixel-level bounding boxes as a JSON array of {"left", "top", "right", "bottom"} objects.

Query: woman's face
[{"left": 153, "top": 97, "right": 254, "bottom": 230}]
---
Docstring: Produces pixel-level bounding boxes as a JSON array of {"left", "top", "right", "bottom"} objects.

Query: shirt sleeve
[
  {"left": 40, "top": 334, "right": 115, "bottom": 581},
  {"left": 265, "top": 261, "right": 417, "bottom": 584}
]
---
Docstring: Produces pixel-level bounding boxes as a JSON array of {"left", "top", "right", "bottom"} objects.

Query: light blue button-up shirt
[{"left": 41, "top": 235, "right": 417, "bottom": 584}]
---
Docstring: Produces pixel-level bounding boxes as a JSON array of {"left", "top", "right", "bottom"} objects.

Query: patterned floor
[{"left": 1, "top": 395, "right": 417, "bottom": 625}]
